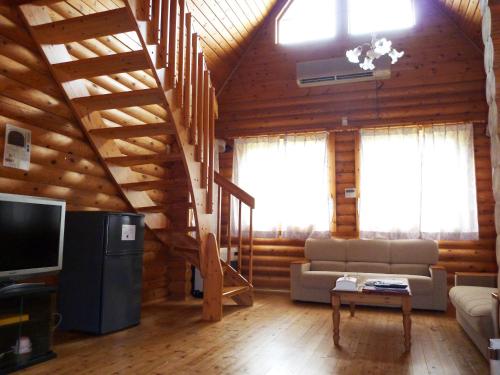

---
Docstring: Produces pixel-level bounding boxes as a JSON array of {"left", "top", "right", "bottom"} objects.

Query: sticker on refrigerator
[{"left": 121, "top": 224, "right": 136, "bottom": 241}]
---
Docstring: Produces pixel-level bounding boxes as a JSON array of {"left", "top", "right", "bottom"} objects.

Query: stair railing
[
  {"left": 214, "top": 172, "right": 255, "bottom": 284},
  {"left": 136, "top": 0, "right": 216, "bottom": 213}
]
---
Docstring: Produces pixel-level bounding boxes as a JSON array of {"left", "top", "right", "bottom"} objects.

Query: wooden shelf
[{"left": 0, "top": 314, "right": 29, "bottom": 327}]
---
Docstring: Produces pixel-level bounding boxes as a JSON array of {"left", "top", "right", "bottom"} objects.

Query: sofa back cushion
[
  {"left": 347, "top": 240, "right": 390, "bottom": 263},
  {"left": 305, "top": 238, "right": 347, "bottom": 261},
  {"left": 310, "top": 261, "right": 346, "bottom": 272},
  {"left": 391, "top": 264, "right": 430, "bottom": 276},
  {"left": 389, "top": 240, "right": 438, "bottom": 264},
  {"left": 346, "top": 262, "right": 390, "bottom": 274}
]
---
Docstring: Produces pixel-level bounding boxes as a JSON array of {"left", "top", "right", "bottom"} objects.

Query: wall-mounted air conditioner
[{"left": 296, "top": 57, "right": 391, "bottom": 88}]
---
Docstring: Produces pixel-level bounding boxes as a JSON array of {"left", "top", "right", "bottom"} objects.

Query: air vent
[{"left": 297, "top": 57, "right": 390, "bottom": 88}]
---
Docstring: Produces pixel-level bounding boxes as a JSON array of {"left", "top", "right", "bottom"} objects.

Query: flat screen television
[{"left": 0, "top": 193, "right": 65, "bottom": 279}]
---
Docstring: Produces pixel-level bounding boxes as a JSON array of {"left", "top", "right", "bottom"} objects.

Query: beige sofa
[
  {"left": 290, "top": 238, "right": 448, "bottom": 311},
  {"left": 449, "top": 272, "right": 499, "bottom": 358}
]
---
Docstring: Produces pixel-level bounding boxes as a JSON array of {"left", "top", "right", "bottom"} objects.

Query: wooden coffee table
[{"left": 330, "top": 284, "right": 412, "bottom": 351}]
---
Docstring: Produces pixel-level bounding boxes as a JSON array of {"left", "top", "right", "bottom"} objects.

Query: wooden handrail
[{"left": 214, "top": 172, "right": 255, "bottom": 208}]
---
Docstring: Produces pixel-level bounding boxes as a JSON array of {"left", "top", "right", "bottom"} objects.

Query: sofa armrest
[
  {"left": 429, "top": 265, "right": 448, "bottom": 311},
  {"left": 493, "top": 292, "right": 500, "bottom": 338},
  {"left": 454, "top": 272, "right": 497, "bottom": 287}
]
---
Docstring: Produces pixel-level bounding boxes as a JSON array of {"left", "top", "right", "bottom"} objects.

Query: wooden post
[
  {"left": 190, "top": 34, "right": 198, "bottom": 144},
  {"left": 167, "top": 0, "right": 177, "bottom": 88},
  {"left": 148, "top": 0, "right": 160, "bottom": 45},
  {"left": 207, "top": 86, "right": 215, "bottom": 213},
  {"left": 354, "top": 130, "right": 360, "bottom": 237},
  {"left": 177, "top": 0, "right": 185, "bottom": 104},
  {"left": 183, "top": 13, "right": 192, "bottom": 128},
  {"left": 238, "top": 200, "right": 242, "bottom": 272},
  {"left": 157, "top": 0, "right": 170, "bottom": 68},
  {"left": 217, "top": 185, "right": 222, "bottom": 246},
  {"left": 328, "top": 132, "right": 336, "bottom": 234},
  {"left": 201, "top": 233, "right": 223, "bottom": 322},
  {"left": 227, "top": 195, "right": 232, "bottom": 264},
  {"left": 201, "top": 70, "right": 209, "bottom": 188},
  {"left": 248, "top": 208, "right": 253, "bottom": 284},
  {"left": 196, "top": 54, "right": 204, "bottom": 162},
  {"left": 136, "top": 0, "right": 152, "bottom": 21}
]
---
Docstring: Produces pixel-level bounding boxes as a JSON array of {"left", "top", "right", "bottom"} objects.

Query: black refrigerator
[{"left": 58, "top": 212, "right": 145, "bottom": 335}]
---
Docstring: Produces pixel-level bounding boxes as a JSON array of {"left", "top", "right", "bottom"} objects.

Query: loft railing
[
  {"left": 136, "top": 0, "right": 254, "bottom": 285},
  {"left": 215, "top": 171, "right": 255, "bottom": 284}
]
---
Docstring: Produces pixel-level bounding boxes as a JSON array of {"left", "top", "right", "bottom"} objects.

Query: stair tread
[
  {"left": 73, "top": 89, "right": 163, "bottom": 112},
  {"left": 105, "top": 153, "right": 182, "bottom": 166},
  {"left": 121, "top": 178, "right": 187, "bottom": 190},
  {"left": 88, "top": 123, "right": 175, "bottom": 139},
  {"left": 33, "top": 8, "right": 135, "bottom": 44},
  {"left": 222, "top": 285, "right": 250, "bottom": 298},
  {"left": 136, "top": 202, "right": 193, "bottom": 213},
  {"left": 53, "top": 51, "right": 150, "bottom": 81}
]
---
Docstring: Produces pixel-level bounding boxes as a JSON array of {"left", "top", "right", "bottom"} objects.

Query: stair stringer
[{"left": 18, "top": 4, "right": 169, "bottom": 233}]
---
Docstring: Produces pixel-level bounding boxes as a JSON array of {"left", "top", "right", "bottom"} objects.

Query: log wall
[
  {"left": 219, "top": 123, "right": 496, "bottom": 289},
  {"left": 217, "top": 0, "right": 487, "bottom": 138},
  {"left": 214, "top": 0, "right": 494, "bottom": 289},
  {"left": 0, "top": 3, "right": 178, "bottom": 304}
]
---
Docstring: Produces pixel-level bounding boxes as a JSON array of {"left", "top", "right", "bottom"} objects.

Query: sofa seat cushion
[
  {"left": 449, "top": 286, "right": 498, "bottom": 339},
  {"left": 346, "top": 262, "right": 390, "bottom": 274},
  {"left": 449, "top": 286, "right": 497, "bottom": 317},
  {"left": 301, "top": 271, "right": 343, "bottom": 289},
  {"left": 300, "top": 271, "right": 432, "bottom": 295}
]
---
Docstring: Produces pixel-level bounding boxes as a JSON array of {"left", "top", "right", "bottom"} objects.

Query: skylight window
[
  {"left": 277, "top": 0, "right": 336, "bottom": 45},
  {"left": 348, "top": 0, "right": 415, "bottom": 35}
]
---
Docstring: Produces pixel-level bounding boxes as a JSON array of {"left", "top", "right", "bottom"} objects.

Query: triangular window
[{"left": 277, "top": 0, "right": 337, "bottom": 45}]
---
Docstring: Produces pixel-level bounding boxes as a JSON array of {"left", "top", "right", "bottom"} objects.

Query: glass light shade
[
  {"left": 346, "top": 46, "right": 362, "bottom": 63},
  {"left": 359, "top": 56, "right": 375, "bottom": 70},
  {"left": 389, "top": 48, "right": 404, "bottom": 64}
]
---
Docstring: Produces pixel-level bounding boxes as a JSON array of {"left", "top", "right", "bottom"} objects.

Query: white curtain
[
  {"left": 359, "top": 124, "right": 478, "bottom": 240},
  {"left": 232, "top": 133, "right": 331, "bottom": 239}
]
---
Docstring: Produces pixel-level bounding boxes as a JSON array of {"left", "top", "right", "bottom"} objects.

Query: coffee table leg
[
  {"left": 332, "top": 295, "right": 341, "bottom": 346},
  {"left": 402, "top": 296, "right": 412, "bottom": 351},
  {"left": 349, "top": 302, "right": 355, "bottom": 317}
]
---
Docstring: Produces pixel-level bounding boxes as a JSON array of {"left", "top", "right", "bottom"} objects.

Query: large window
[
  {"left": 232, "top": 133, "right": 331, "bottom": 239},
  {"left": 358, "top": 124, "right": 478, "bottom": 240},
  {"left": 277, "top": 0, "right": 337, "bottom": 45},
  {"left": 348, "top": 0, "right": 415, "bottom": 35}
]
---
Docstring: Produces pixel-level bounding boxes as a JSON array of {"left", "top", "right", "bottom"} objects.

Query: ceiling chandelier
[{"left": 346, "top": 35, "right": 404, "bottom": 71}]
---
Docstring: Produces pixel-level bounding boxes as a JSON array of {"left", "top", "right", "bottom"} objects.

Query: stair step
[
  {"left": 88, "top": 123, "right": 175, "bottom": 139},
  {"left": 73, "top": 89, "right": 163, "bottom": 112},
  {"left": 105, "top": 152, "right": 182, "bottom": 166},
  {"left": 53, "top": 51, "right": 150, "bottom": 81},
  {"left": 136, "top": 202, "right": 194, "bottom": 213},
  {"left": 154, "top": 226, "right": 197, "bottom": 234},
  {"left": 121, "top": 178, "right": 187, "bottom": 190},
  {"left": 222, "top": 286, "right": 250, "bottom": 298},
  {"left": 33, "top": 8, "right": 135, "bottom": 44}
]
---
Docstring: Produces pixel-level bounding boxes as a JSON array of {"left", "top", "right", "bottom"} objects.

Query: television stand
[
  {"left": 0, "top": 282, "right": 46, "bottom": 296},
  {"left": 0, "top": 285, "right": 57, "bottom": 373}
]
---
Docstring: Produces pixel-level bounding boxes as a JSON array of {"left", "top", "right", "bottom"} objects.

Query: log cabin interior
[{"left": 0, "top": 0, "right": 498, "bottom": 373}]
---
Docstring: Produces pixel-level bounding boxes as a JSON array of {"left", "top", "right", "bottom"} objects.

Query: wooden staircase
[{"left": 18, "top": 0, "right": 255, "bottom": 321}]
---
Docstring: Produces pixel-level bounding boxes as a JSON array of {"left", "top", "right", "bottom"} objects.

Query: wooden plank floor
[{"left": 21, "top": 292, "right": 488, "bottom": 375}]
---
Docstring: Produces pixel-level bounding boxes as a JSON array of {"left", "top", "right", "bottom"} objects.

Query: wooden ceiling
[
  {"left": 436, "top": 0, "right": 482, "bottom": 46},
  {"left": 186, "top": 0, "right": 483, "bottom": 95},
  {"left": 186, "top": 0, "right": 279, "bottom": 89}
]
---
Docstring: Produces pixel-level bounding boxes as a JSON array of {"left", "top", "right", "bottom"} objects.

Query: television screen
[{"left": 0, "top": 194, "right": 65, "bottom": 278}]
